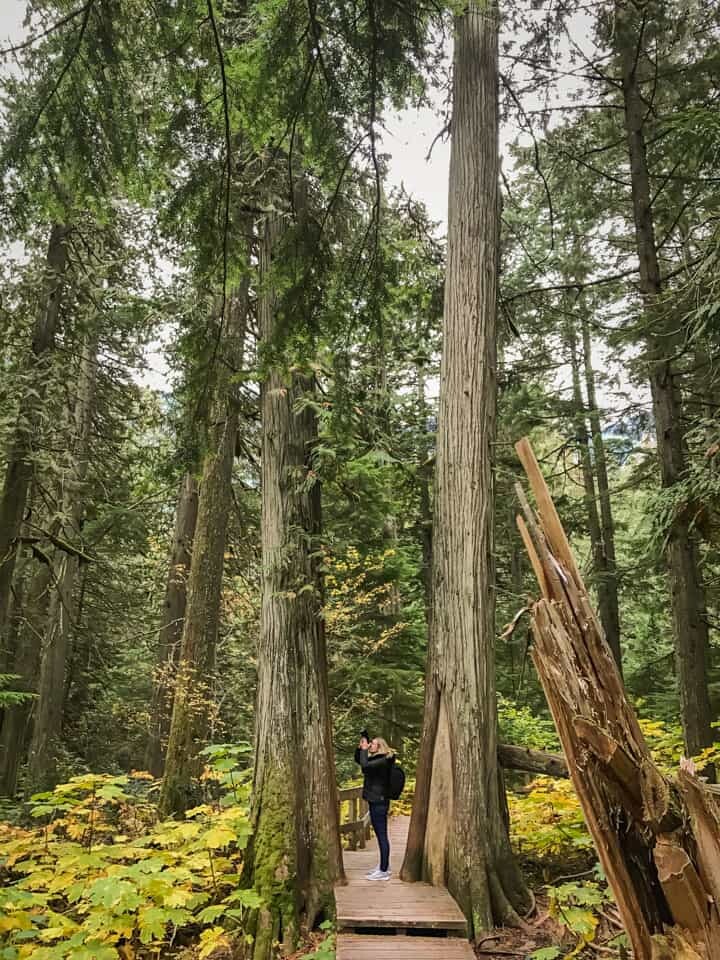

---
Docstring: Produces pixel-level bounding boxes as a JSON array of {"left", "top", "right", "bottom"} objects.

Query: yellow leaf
[
  {"left": 48, "top": 872, "right": 76, "bottom": 893},
  {"left": 199, "top": 926, "right": 231, "bottom": 958},
  {"left": 0, "top": 912, "right": 34, "bottom": 933},
  {"left": 203, "top": 825, "right": 237, "bottom": 849},
  {"left": 39, "top": 925, "right": 76, "bottom": 942},
  {"left": 165, "top": 888, "right": 194, "bottom": 907}
]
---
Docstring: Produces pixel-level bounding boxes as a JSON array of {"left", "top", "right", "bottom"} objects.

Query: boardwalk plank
[
  {"left": 335, "top": 816, "right": 468, "bottom": 935},
  {"left": 336, "top": 934, "right": 475, "bottom": 959}
]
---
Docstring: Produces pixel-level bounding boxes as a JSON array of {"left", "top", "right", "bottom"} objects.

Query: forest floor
[
  {"left": 470, "top": 893, "right": 600, "bottom": 960},
  {"left": 0, "top": 759, "right": 643, "bottom": 960}
]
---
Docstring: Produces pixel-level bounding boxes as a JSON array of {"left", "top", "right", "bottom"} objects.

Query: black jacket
[{"left": 355, "top": 748, "right": 395, "bottom": 803}]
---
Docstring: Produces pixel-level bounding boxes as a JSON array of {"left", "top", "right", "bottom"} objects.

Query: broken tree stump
[{"left": 515, "top": 436, "right": 720, "bottom": 960}]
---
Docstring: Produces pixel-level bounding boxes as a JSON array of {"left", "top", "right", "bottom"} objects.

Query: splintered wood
[{"left": 515, "top": 437, "right": 720, "bottom": 960}]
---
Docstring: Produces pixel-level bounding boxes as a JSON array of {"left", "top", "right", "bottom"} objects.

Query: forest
[{"left": 1, "top": 0, "right": 719, "bottom": 957}]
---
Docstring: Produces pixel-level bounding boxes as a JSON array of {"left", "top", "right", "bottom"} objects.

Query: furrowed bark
[
  {"left": 401, "top": 2, "right": 530, "bottom": 935},
  {"left": 0, "top": 560, "right": 51, "bottom": 796},
  {"left": 246, "top": 211, "right": 343, "bottom": 960}
]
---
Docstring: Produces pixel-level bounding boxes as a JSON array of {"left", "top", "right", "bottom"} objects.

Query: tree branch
[
  {"left": 12, "top": 0, "right": 94, "bottom": 154},
  {"left": 0, "top": 3, "right": 91, "bottom": 56}
]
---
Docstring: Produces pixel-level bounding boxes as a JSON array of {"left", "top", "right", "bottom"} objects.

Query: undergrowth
[
  {"left": 0, "top": 716, "right": 701, "bottom": 960},
  {"left": 0, "top": 745, "right": 258, "bottom": 959}
]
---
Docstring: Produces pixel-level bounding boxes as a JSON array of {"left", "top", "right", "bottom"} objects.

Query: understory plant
[{"left": 0, "top": 746, "right": 259, "bottom": 959}]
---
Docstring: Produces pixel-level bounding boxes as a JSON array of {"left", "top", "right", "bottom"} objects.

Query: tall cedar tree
[
  {"left": 244, "top": 211, "right": 343, "bottom": 959},
  {"left": 401, "top": 1, "right": 531, "bottom": 932}
]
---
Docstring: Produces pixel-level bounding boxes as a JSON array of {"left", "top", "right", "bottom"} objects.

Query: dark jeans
[{"left": 369, "top": 800, "right": 390, "bottom": 871}]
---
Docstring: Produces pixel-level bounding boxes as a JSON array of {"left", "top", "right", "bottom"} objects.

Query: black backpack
[{"left": 388, "top": 762, "right": 405, "bottom": 800}]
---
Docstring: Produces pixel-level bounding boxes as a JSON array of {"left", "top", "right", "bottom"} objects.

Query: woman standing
[{"left": 355, "top": 733, "right": 396, "bottom": 880}]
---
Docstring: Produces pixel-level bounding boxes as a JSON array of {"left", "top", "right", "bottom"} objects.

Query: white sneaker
[
  {"left": 365, "top": 868, "right": 382, "bottom": 879},
  {"left": 375, "top": 870, "right": 392, "bottom": 881}
]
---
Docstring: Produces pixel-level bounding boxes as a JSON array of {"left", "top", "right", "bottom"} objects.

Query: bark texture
[
  {"left": 245, "top": 213, "right": 343, "bottom": 960},
  {"left": 0, "top": 224, "right": 69, "bottom": 651},
  {"left": 616, "top": 0, "right": 713, "bottom": 760},
  {"left": 27, "top": 333, "right": 99, "bottom": 791},
  {"left": 160, "top": 284, "right": 248, "bottom": 816},
  {"left": 400, "top": 3, "right": 530, "bottom": 935},
  {"left": 515, "top": 436, "right": 720, "bottom": 960},
  {"left": 145, "top": 472, "right": 199, "bottom": 777}
]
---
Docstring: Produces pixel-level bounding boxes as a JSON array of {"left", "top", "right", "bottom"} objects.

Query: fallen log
[
  {"left": 497, "top": 742, "right": 568, "bottom": 779},
  {"left": 515, "top": 436, "right": 720, "bottom": 960}
]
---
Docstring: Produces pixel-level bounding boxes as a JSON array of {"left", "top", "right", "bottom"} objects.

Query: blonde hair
[{"left": 371, "top": 737, "right": 395, "bottom": 757}]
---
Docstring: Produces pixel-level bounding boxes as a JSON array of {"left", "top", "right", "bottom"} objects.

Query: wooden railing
[{"left": 338, "top": 786, "right": 371, "bottom": 850}]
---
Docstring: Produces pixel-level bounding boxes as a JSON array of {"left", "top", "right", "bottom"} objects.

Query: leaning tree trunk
[
  {"left": 616, "top": 0, "right": 713, "bottom": 761},
  {"left": 581, "top": 315, "right": 622, "bottom": 668},
  {"left": 568, "top": 323, "right": 622, "bottom": 670},
  {"left": 159, "top": 282, "right": 249, "bottom": 817},
  {"left": 244, "top": 212, "right": 343, "bottom": 960},
  {"left": 400, "top": 2, "right": 531, "bottom": 934},
  {"left": 515, "top": 436, "right": 720, "bottom": 960},
  {"left": 27, "top": 331, "right": 98, "bottom": 791},
  {"left": 145, "top": 472, "right": 198, "bottom": 777},
  {"left": 0, "top": 224, "right": 68, "bottom": 652}
]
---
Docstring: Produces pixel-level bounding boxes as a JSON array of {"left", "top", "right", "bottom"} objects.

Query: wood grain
[
  {"left": 335, "top": 817, "right": 467, "bottom": 935},
  {"left": 337, "top": 934, "right": 475, "bottom": 959}
]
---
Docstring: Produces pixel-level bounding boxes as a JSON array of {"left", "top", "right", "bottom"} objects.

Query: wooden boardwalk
[{"left": 335, "top": 816, "right": 474, "bottom": 960}]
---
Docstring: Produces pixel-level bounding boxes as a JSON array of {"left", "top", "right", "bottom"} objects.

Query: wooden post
[
  {"left": 348, "top": 795, "right": 357, "bottom": 851},
  {"left": 359, "top": 798, "right": 367, "bottom": 849}
]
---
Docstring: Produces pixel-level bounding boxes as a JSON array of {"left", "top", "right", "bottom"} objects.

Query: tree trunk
[
  {"left": 415, "top": 362, "right": 434, "bottom": 613},
  {"left": 145, "top": 472, "right": 199, "bottom": 777},
  {"left": 400, "top": 2, "right": 530, "bottom": 934},
  {"left": 581, "top": 316, "right": 622, "bottom": 669},
  {"left": 0, "top": 554, "right": 53, "bottom": 796},
  {"left": 27, "top": 332, "right": 98, "bottom": 791},
  {"left": 245, "top": 213, "right": 343, "bottom": 959},
  {"left": 159, "top": 283, "right": 249, "bottom": 816},
  {"left": 497, "top": 743, "right": 568, "bottom": 779},
  {"left": 0, "top": 224, "right": 69, "bottom": 652},
  {"left": 616, "top": 0, "right": 713, "bottom": 761},
  {"left": 568, "top": 324, "right": 622, "bottom": 671},
  {"left": 515, "top": 436, "right": 720, "bottom": 960}
]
